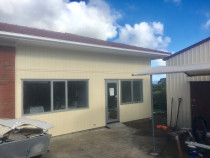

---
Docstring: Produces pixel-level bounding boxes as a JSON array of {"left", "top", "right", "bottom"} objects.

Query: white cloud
[
  {"left": 151, "top": 60, "right": 166, "bottom": 82},
  {"left": 0, "top": 0, "right": 171, "bottom": 54},
  {"left": 116, "top": 22, "right": 171, "bottom": 50},
  {"left": 203, "top": 19, "right": 210, "bottom": 30},
  {"left": 0, "top": 0, "right": 120, "bottom": 40},
  {"left": 151, "top": 59, "right": 166, "bottom": 66},
  {"left": 164, "top": 0, "right": 181, "bottom": 5},
  {"left": 173, "top": 0, "right": 181, "bottom": 3},
  {"left": 152, "top": 74, "right": 166, "bottom": 83}
]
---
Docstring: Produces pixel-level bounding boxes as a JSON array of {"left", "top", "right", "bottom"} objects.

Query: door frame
[{"left": 105, "top": 79, "right": 120, "bottom": 124}]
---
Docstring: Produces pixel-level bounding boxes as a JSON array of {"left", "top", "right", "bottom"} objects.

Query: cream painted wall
[
  {"left": 166, "top": 40, "right": 210, "bottom": 128},
  {"left": 15, "top": 44, "right": 151, "bottom": 136}
]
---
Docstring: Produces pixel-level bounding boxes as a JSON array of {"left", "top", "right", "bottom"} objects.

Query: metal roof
[
  {"left": 0, "top": 22, "right": 170, "bottom": 56},
  {"left": 133, "top": 63, "right": 210, "bottom": 77},
  {"left": 164, "top": 37, "right": 210, "bottom": 61}
]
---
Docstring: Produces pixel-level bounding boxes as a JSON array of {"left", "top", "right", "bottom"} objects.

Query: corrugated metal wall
[{"left": 166, "top": 40, "right": 210, "bottom": 128}]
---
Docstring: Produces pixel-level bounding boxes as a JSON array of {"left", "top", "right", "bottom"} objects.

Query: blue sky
[
  {"left": 106, "top": 0, "right": 210, "bottom": 53},
  {"left": 0, "top": 0, "right": 209, "bottom": 81},
  {"left": 1, "top": 0, "right": 209, "bottom": 54}
]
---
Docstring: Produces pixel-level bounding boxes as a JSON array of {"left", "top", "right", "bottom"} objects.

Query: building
[
  {"left": 164, "top": 37, "right": 210, "bottom": 129},
  {"left": 0, "top": 22, "right": 169, "bottom": 136}
]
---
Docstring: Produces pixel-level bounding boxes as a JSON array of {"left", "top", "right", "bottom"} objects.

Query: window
[
  {"left": 23, "top": 81, "right": 51, "bottom": 114},
  {"left": 121, "top": 80, "right": 143, "bottom": 104},
  {"left": 53, "top": 81, "right": 66, "bottom": 110},
  {"left": 121, "top": 81, "right": 132, "bottom": 103},
  {"left": 133, "top": 80, "right": 142, "bottom": 102},
  {"left": 68, "top": 81, "right": 88, "bottom": 109},
  {"left": 23, "top": 80, "right": 88, "bottom": 115}
]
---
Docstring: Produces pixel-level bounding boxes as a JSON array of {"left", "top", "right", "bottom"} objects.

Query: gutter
[{"left": 0, "top": 31, "right": 170, "bottom": 57}]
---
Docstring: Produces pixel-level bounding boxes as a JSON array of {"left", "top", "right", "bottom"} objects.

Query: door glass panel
[{"left": 107, "top": 82, "right": 118, "bottom": 121}]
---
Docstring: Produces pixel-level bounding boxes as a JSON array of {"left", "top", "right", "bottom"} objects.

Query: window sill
[
  {"left": 120, "top": 101, "right": 143, "bottom": 105},
  {"left": 23, "top": 107, "right": 89, "bottom": 116}
]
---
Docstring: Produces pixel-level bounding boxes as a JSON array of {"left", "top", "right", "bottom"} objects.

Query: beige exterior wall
[
  {"left": 15, "top": 44, "right": 152, "bottom": 136},
  {"left": 166, "top": 40, "right": 210, "bottom": 128}
]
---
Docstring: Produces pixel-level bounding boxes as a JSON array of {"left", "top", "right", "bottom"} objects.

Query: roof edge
[
  {"left": 163, "top": 37, "right": 210, "bottom": 61},
  {"left": 0, "top": 22, "right": 170, "bottom": 56},
  {"left": 0, "top": 31, "right": 170, "bottom": 58}
]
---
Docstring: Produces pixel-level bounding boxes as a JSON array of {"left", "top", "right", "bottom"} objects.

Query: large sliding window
[
  {"left": 23, "top": 80, "right": 88, "bottom": 115},
  {"left": 121, "top": 80, "right": 143, "bottom": 104}
]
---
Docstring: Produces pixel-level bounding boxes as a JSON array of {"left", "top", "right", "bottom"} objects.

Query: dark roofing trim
[
  {"left": 0, "top": 22, "right": 170, "bottom": 55},
  {"left": 164, "top": 37, "right": 210, "bottom": 61}
]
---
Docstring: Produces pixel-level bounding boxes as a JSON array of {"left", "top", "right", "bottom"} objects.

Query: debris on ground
[{"left": 0, "top": 118, "right": 53, "bottom": 143}]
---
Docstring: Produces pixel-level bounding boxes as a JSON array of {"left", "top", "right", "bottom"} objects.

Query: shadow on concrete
[
  {"left": 125, "top": 116, "right": 210, "bottom": 158},
  {"left": 42, "top": 116, "right": 209, "bottom": 158}
]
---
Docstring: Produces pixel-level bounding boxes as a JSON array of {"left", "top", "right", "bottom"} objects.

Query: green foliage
[{"left": 153, "top": 78, "right": 166, "bottom": 112}]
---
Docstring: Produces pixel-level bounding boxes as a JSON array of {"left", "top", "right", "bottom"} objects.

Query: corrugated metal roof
[
  {"left": 133, "top": 63, "right": 210, "bottom": 77},
  {"left": 0, "top": 22, "right": 170, "bottom": 55},
  {"left": 164, "top": 37, "right": 210, "bottom": 61}
]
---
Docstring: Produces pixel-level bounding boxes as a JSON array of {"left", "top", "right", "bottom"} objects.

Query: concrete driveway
[{"left": 42, "top": 123, "right": 153, "bottom": 158}]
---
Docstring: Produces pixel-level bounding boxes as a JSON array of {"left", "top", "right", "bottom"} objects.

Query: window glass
[
  {"left": 121, "top": 81, "right": 132, "bottom": 103},
  {"left": 23, "top": 80, "right": 89, "bottom": 115},
  {"left": 68, "top": 81, "right": 88, "bottom": 109},
  {"left": 53, "top": 81, "right": 66, "bottom": 110},
  {"left": 121, "top": 80, "right": 143, "bottom": 104},
  {"left": 133, "top": 80, "right": 142, "bottom": 102},
  {"left": 23, "top": 81, "right": 51, "bottom": 114}
]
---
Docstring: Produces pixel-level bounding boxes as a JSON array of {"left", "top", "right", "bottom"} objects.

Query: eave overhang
[{"left": 0, "top": 31, "right": 170, "bottom": 59}]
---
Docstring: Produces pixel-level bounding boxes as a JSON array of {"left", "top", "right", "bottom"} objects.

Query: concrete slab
[
  {"left": 41, "top": 118, "right": 210, "bottom": 158},
  {"left": 42, "top": 125, "right": 153, "bottom": 158},
  {"left": 106, "top": 122, "right": 126, "bottom": 129}
]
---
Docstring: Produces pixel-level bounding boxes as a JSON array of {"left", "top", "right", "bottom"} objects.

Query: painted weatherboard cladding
[
  {"left": 15, "top": 44, "right": 152, "bottom": 136},
  {"left": 166, "top": 40, "right": 210, "bottom": 128}
]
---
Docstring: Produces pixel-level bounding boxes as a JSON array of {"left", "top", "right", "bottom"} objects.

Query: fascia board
[{"left": 0, "top": 31, "right": 170, "bottom": 58}]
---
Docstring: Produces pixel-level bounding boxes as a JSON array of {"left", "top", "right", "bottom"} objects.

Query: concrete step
[{"left": 106, "top": 122, "right": 126, "bottom": 129}]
